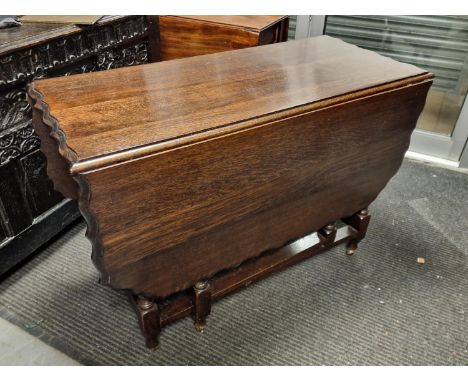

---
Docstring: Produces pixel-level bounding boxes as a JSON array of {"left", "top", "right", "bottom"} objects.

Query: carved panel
[
  {"left": 0, "top": 16, "right": 149, "bottom": 88},
  {"left": 0, "top": 39, "right": 150, "bottom": 166},
  {"left": 0, "top": 123, "right": 40, "bottom": 165},
  {"left": 97, "top": 42, "right": 149, "bottom": 70},
  {"left": 0, "top": 15, "right": 151, "bottom": 275},
  {"left": 0, "top": 88, "right": 31, "bottom": 132}
]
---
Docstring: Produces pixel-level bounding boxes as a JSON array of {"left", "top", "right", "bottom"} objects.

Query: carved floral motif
[
  {"left": 0, "top": 89, "right": 31, "bottom": 132},
  {"left": 0, "top": 125, "right": 39, "bottom": 165},
  {"left": 97, "top": 43, "right": 148, "bottom": 70},
  {"left": 0, "top": 16, "right": 149, "bottom": 88},
  {"left": 0, "top": 18, "right": 150, "bottom": 166}
]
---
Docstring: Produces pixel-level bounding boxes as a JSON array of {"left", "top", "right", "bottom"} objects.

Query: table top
[
  {"left": 163, "top": 15, "right": 287, "bottom": 31},
  {"left": 29, "top": 35, "right": 431, "bottom": 171},
  {"left": 0, "top": 16, "right": 126, "bottom": 55}
]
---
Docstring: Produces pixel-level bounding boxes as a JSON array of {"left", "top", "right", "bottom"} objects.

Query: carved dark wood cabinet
[
  {"left": 28, "top": 36, "right": 432, "bottom": 347},
  {"left": 0, "top": 16, "right": 159, "bottom": 275}
]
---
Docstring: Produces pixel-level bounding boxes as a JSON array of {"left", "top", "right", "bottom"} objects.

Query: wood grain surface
[
  {"left": 28, "top": 36, "right": 433, "bottom": 299},
  {"left": 82, "top": 80, "right": 431, "bottom": 297},
  {"left": 0, "top": 16, "right": 128, "bottom": 55},
  {"left": 30, "top": 36, "right": 430, "bottom": 168}
]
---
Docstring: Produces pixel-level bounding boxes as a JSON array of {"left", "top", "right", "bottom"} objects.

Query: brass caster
[{"left": 194, "top": 323, "right": 205, "bottom": 333}]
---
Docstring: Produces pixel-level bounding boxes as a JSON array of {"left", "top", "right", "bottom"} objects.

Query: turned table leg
[
  {"left": 342, "top": 208, "right": 370, "bottom": 255},
  {"left": 318, "top": 222, "right": 337, "bottom": 246},
  {"left": 131, "top": 295, "right": 161, "bottom": 349},
  {"left": 192, "top": 280, "right": 212, "bottom": 332}
]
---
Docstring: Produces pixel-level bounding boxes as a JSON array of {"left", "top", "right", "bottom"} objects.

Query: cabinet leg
[
  {"left": 193, "top": 280, "right": 212, "bottom": 332},
  {"left": 342, "top": 208, "right": 370, "bottom": 256},
  {"left": 131, "top": 295, "right": 161, "bottom": 349},
  {"left": 318, "top": 222, "right": 337, "bottom": 246},
  {"left": 345, "top": 241, "right": 359, "bottom": 256}
]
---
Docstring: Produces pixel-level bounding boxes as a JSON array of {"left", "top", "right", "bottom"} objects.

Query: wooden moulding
[
  {"left": 158, "top": 223, "right": 358, "bottom": 327},
  {"left": 27, "top": 36, "right": 433, "bottom": 347},
  {"left": 160, "top": 207, "right": 368, "bottom": 321},
  {"left": 27, "top": 86, "right": 106, "bottom": 285},
  {"left": 27, "top": 76, "right": 432, "bottom": 300},
  {"left": 130, "top": 217, "right": 364, "bottom": 348}
]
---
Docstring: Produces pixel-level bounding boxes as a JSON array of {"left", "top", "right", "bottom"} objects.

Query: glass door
[{"left": 290, "top": 15, "right": 468, "bottom": 167}]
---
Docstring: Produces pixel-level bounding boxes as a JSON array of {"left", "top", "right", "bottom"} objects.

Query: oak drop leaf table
[{"left": 28, "top": 36, "right": 432, "bottom": 348}]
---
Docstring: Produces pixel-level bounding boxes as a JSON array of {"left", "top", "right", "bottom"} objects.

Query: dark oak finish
[
  {"left": 192, "top": 280, "right": 212, "bottom": 332},
  {"left": 129, "top": 219, "right": 368, "bottom": 348},
  {"left": 28, "top": 36, "right": 432, "bottom": 347},
  {"left": 129, "top": 295, "right": 161, "bottom": 349},
  {"left": 0, "top": 15, "right": 288, "bottom": 276},
  {"left": 158, "top": 15, "right": 288, "bottom": 60},
  {"left": 0, "top": 16, "right": 156, "bottom": 276},
  {"left": 343, "top": 208, "right": 371, "bottom": 255},
  {"left": 0, "top": 16, "right": 148, "bottom": 56}
]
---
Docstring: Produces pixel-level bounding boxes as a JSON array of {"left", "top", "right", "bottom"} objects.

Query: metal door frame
[
  {"left": 409, "top": 97, "right": 468, "bottom": 164},
  {"left": 293, "top": 15, "right": 468, "bottom": 168},
  {"left": 293, "top": 15, "right": 326, "bottom": 38}
]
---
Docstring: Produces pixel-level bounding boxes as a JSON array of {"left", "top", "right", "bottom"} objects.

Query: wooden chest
[
  {"left": 28, "top": 36, "right": 432, "bottom": 348},
  {"left": 0, "top": 16, "right": 158, "bottom": 275},
  {"left": 158, "top": 15, "right": 288, "bottom": 60}
]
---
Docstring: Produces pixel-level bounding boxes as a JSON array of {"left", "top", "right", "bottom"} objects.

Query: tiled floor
[{"left": 0, "top": 317, "right": 79, "bottom": 365}]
